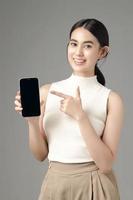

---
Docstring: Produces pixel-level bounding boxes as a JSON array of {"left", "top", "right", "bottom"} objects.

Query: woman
[{"left": 14, "top": 18, "right": 124, "bottom": 200}]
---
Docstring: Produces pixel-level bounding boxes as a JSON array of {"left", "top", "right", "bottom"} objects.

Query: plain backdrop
[{"left": 0, "top": 0, "right": 132, "bottom": 199}]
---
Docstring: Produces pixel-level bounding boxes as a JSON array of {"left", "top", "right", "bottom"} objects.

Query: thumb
[{"left": 75, "top": 86, "right": 81, "bottom": 99}]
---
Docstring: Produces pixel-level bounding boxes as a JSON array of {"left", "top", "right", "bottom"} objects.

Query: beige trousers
[{"left": 38, "top": 161, "right": 120, "bottom": 200}]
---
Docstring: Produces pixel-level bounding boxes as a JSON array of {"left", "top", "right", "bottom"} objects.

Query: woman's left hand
[{"left": 50, "top": 86, "right": 86, "bottom": 121}]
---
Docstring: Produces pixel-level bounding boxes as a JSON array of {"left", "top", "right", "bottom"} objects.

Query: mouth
[{"left": 73, "top": 58, "right": 86, "bottom": 65}]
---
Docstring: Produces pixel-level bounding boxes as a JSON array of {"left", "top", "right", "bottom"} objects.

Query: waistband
[{"left": 48, "top": 160, "right": 99, "bottom": 175}]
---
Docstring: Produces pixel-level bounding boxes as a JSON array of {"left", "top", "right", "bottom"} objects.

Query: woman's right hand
[
  {"left": 14, "top": 89, "right": 49, "bottom": 161},
  {"left": 14, "top": 91, "right": 23, "bottom": 114},
  {"left": 14, "top": 91, "right": 40, "bottom": 124}
]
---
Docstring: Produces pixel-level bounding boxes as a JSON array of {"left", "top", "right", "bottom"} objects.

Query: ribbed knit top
[{"left": 43, "top": 73, "right": 111, "bottom": 163}]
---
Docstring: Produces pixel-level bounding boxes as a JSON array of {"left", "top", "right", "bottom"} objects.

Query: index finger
[{"left": 50, "top": 90, "right": 69, "bottom": 99}]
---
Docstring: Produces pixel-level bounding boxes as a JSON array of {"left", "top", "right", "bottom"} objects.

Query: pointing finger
[{"left": 50, "top": 90, "right": 69, "bottom": 99}]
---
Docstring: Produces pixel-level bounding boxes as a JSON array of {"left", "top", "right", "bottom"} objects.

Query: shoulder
[
  {"left": 40, "top": 83, "right": 52, "bottom": 103},
  {"left": 39, "top": 77, "right": 67, "bottom": 102},
  {"left": 108, "top": 90, "right": 124, "bottom": 114}
]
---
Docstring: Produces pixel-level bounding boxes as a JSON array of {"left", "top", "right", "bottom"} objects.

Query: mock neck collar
[{"left": 68, "top": 72, "right": 98, "bottom": 89}]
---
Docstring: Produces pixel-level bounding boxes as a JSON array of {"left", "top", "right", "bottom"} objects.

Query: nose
[{"left": 75, "top": 46, "right": 83, "bottom": 56}]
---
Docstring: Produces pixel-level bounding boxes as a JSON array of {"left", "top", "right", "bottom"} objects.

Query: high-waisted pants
[{"left": 38, "top": 161, "right": 120, "bottom": 200}]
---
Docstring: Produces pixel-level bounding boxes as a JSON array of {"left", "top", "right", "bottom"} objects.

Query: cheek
[
  {"left": 85, "top": 49, "right": 98, "bottom": 60},
  {"left": 67, "top": 48, "right": 74, "bottom": 60}
]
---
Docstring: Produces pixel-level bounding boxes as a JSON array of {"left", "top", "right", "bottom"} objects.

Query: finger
[
  {"left": 15, "top": 95, "right": 21, "bottom": 101},
  {"left": 14, "top": 100, "right": 21, "bottom": 107},
  {"left": 15, "top": 107, "right": 23, "bottom": 111},
  {"left": 50, "top": 90, "right": 69, "bottom": 99}
]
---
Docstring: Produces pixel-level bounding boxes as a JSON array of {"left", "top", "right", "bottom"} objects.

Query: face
[{"left": 67, "top": 27, "right": 106, "bottom": 77}]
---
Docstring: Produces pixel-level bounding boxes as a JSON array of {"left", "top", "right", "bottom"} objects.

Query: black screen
[{"left": 20, "top": 78, "right": 41, "bottom": 117}]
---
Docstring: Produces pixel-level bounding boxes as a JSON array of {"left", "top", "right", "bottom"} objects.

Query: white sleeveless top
[{"left": 43, "top": 73, "right": 111, "bottom": 163}]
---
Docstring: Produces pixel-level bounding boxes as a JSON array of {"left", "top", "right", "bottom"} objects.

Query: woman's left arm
[
  {"left": 76, "top": 91, "right": 124, "bottom": 174},
  {"left": 50, "top": 88, "right": 124, "bottom": 174}
]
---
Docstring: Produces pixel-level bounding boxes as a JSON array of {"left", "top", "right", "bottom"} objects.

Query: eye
[
  {"left": 69, "top": 42, "right": 77, "bottom": 47},
  {"left": 84, "top": 45, "right": 92, "bottom": 49}
]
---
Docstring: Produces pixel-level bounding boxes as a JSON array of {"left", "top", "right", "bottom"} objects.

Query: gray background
[{"left": 0, "top": 0, "right": 132, "bottom": 199}]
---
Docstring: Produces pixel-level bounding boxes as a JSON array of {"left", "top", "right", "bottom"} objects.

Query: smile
[{"left": 74, "top": 59, "right": 86, "bottom": 64}]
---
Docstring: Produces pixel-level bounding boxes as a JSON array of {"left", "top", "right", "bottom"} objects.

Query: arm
[
  {"left": 28, "top": 84, "right": 51, "bottom": 161},
  {"left": 76, "top": 91, "right": 124, "bottom": 173}
]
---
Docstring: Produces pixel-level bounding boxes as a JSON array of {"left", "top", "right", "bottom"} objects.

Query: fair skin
[
  {"left": 14, "top": 27, "right": 124, "bottom": 174},
  {"left": 50, "top": 27, "right": 124, "bottom": 173},
  {"left": 67, "top": 27, "right": 109, "bottom": 77},
  {"left": 14, "top": 85, "right": 51, "bottom": 161}
]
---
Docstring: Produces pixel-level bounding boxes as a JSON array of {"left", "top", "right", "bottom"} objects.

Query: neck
[
  {"left": 67, "top": 72, "right": 98, "bottom": 90},
  {"left": 73, "top": 71, "right": 95, "bottom": 78}
]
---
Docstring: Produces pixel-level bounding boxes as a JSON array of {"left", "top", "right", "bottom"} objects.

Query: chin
[{"left": 71, "top": 64, "right": 89, "bottom": 72}]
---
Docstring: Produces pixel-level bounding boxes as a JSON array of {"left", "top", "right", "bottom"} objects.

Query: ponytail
[{"left": 95, "top": 63, "right": 105, "bottom": 86}]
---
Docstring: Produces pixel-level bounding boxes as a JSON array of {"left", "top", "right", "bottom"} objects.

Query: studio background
[{"left": 0, "top": 0, "right": 132, "bottom": 199}]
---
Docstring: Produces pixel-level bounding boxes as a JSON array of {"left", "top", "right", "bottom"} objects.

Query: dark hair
[{"left": 69, "top": 18, "right": 109, "bottom": 86}]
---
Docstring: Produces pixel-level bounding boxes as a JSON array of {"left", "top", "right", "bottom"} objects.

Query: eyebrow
[{"left": 70, "top": 39, "right": 94, "bottom": 45}]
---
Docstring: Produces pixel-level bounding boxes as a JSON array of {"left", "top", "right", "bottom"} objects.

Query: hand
[
  {"left": 50, "top": 86, "right": 86, "bottom": 121},
  {"left": 14, "top": 91, "right": 23, "bottom": 114},
  {"left": 14, "top": 91, "right": 40, "bottom": 123}
]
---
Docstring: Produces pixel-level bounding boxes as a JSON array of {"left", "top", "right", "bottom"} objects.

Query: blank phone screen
[{"left": 20, "top": 78, "right": 41, "bottom": 117}]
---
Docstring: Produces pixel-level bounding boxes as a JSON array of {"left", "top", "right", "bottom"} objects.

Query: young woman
[{"left": 14, "top": 18, "right": 124, "bottom": 200}]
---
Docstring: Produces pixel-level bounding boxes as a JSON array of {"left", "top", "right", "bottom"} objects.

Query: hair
[{"left": 69, "top": 18, "right": 109, "bottom": 86}]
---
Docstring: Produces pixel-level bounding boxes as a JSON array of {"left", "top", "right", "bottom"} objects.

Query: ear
[{"left": 98, "top": 46, "right": 110, "bottom": 60}]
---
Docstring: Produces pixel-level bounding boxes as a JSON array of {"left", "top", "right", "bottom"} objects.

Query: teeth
[{"left": 74, "top": 59, "right": 85, "bottom": 64}]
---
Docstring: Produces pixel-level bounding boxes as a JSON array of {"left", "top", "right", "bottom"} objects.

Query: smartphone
[{"left": 20, "top": 78, "right": 41, "bottom": 117}]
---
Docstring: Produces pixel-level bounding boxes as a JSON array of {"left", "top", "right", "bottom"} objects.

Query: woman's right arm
[{"left": 14, "top": 84, "right": 51, "bottom": 162}]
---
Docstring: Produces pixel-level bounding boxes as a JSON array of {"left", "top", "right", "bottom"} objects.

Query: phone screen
[{"left": 20, "top": 78, "right": 41, "bottom": 117}]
